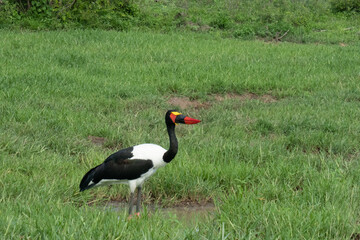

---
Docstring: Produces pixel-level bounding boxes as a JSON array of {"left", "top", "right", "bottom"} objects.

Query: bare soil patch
[
  {"left": 168, "top": 93, "right": 277, "bottom": 110},
  {"left": 214, "top": 93, "right": 277, "bottom": 103},
  {"left": 94, "top": 197, "right": 216, "bottom": 221},
  {"left": 168, "top": 96, "right": 211, "bottom": 109},
  {"left": 88, "top": 136, "right": 107, "bottom": 146},
  {"left": 103, "top": 199, "right": 216, "bottom": 221}
]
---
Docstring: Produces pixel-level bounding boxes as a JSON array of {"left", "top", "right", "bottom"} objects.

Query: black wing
[
  {"left": 79, "top": 146, "right": 154, "bottom": 191},
  {"left": 103, "top": 146, "right": 134, "bottom": 164}
]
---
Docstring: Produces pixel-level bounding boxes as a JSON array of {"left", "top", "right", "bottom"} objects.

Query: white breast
[{"left": 131, "top": 143, "right": 167, "bottom": 168}]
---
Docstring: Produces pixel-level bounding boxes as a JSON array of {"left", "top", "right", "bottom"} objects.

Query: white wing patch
[
  {"left": 95, "top": 179, "right": 127, "bottom": 187},
  {"left": 131, "top": 144, "right": 167, "bottom": 168}
]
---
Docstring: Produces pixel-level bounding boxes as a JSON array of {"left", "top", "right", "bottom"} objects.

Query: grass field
[{"left": 1, "top": 29, "right": 360, "bottom": 239}]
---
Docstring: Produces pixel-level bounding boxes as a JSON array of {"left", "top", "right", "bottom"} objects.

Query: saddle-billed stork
[{"left": 79, "top": 110, "right": 201, "bottom": 216}]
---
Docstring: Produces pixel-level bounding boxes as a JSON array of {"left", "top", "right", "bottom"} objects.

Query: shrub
[
  {"left": 0, "top": 0, "right": 138, "bottom": 29},
  {"left": 210, "top": 12, "right": 233, "bottom": 30},
  {"left": 331, "top": 0, "right": 360, "bottom": 13}
]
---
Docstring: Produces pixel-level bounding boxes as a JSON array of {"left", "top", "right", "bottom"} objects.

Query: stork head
[{"left": 166, "top": 110, "right": 201, "bottom": 125}]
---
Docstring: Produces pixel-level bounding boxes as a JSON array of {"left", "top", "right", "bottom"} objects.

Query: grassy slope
[
  {"left": 1, "top": 29, "right": 360, "bottom": 239},
  {"left": 134, "top": 0, "right": 360, "bottom": 44},
  {"left": 2, "top": 0, "right": 360, "bottom": 44}
]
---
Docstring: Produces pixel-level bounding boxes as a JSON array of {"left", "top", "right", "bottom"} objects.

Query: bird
[{"left": 79, "top": 110, "right": 201, "bottom": 216}]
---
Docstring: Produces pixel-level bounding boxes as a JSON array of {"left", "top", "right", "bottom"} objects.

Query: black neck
[{"left": 163, "top": 123, "right": 178, "bottom": 163}]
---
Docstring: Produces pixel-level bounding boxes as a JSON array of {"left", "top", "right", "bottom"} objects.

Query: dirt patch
[
  {"left": 88, "top": 136, "right": 106, "bottom": 146},
  {"left": 168, "top": 93, "right": 277, "bottom": 110},
  {"left": 103, "top": 200, "right": 216, "bottom": 222},
  {"left": 158, "top": 202, "right": 215, "bottom": 221},
  {"left": 214, "top": 93, "right": 277, "bottom": 103},
  {"left": 168, "top": 96, "right": 211, "bottom": 110},
  {"left": 93, "top": 197, "right": 216, "bottom": 222}
]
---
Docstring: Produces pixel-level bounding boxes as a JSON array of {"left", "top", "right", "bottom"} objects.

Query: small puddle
[{"left": 102, "top": 201, "right": 216, "bottom": 222}]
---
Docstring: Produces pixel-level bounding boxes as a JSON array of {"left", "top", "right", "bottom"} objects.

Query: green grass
[
  {"left": 2, "top": 0, "right": 360, "bottom": 44},
  {"left": 135, "top": 0, "right": 360, "bottom": 44},
  {"left": 1, "top": 29, "right": 360, "bottom": 239}
]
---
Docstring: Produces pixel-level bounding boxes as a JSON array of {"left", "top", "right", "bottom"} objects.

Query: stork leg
[
  {"left": 128, "top": 192, "right": 135, "bottom": 216},
  {"left": 136, "top": 186, "right": 142, "bottom": 214}
]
